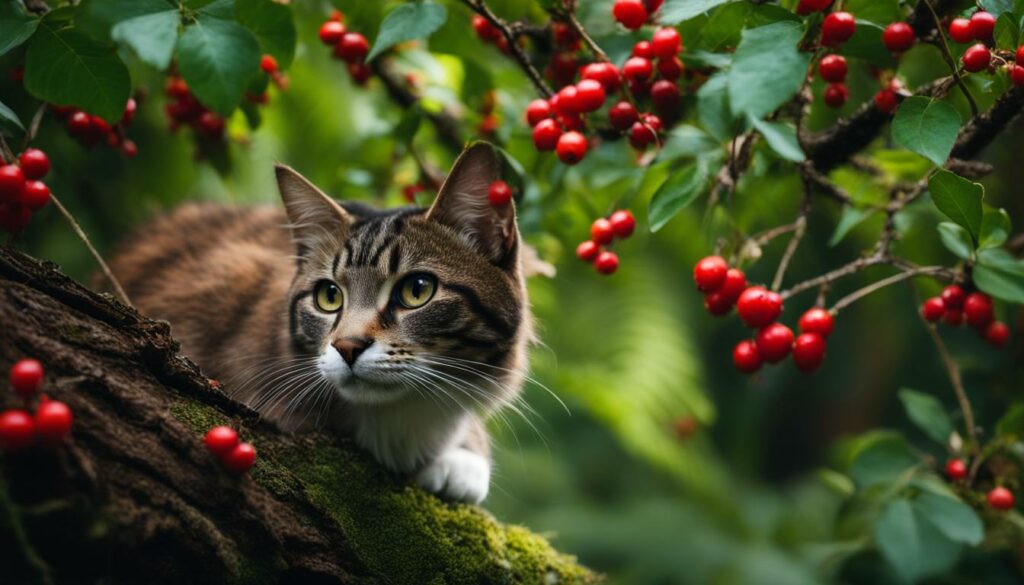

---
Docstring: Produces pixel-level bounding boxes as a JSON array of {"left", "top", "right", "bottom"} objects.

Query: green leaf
[
  {"left": 177, "top": 14, "right": 261, "bottom": 116},
  {"left": 937, "top": 222, "right": 974, "bottom": 260},
  {"left": 394, "top": 105, "right": 422, "bottom": 145},
  {"left": 648, "top": 156, "right": 715, "bottom": 232},
  {"left": 928, "top": 170, "right": 984, "bottom": 241},
  {"left": 696, "top": 73, "right": 733, "bottom": 142},
  {"left": 111, "top": 4, "right": 180, "bottom": 70},
  {"left": 660, "top": 125, "right": 719, "bottom": 160},
  {"left": 829, "top": 207, "right": 872, "bottom": 247},
  {"left": 981, "top": 0, "right": 1015, "bottom": 17},
  {"left": 915, "top": 492, "right": 984, "bottom": 546},
  {"left": 0, "top": 0, "right": 38, "bottom": 57},
  {"left": 892, "top": 97, "right": 962, "bottom": 167},
  {"left": 898, "top": 388, "right": 954, "bottom": 445},
  {"left": 875, "top": 499, "right": 963, "bottom": 582},
  {"left": 848, "top": 432, "right": 918, "bottom": 488},
  {"left": 980, "top": 208, "right": 1011, "bottom": 249},
  {"left": 660, "top": 0, "right": 733, "bottom": 25},
  {"left": 749, "top": 116, "right": 804, "bottom": 162},
  {"left": 842, "top": 20, "right": 899, "bottom": 69},
  {"left": 974, "top": 248, "right": 1024, "bottom": 304},
  {"left": 996, "top": 404, "right": 1024, "bottom": 437},
  {"left": 728, "top": 21, "right": 810, "bottom": 119},
  {"left": 367, "top": 1, "right": 448, "bottom": 62},
  {"left": 0, "top": 99, "right": 24, "bottom": 132},
  {"left": 995, "top": 13, "right": 1019, "bottom": 49},
  {"left": 236, "top": 0, "right": 296, "bottom": 68},
  {"left": 24, "top": 16, "right": 131, "bottom": 123}
]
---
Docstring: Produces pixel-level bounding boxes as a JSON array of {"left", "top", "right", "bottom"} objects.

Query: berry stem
[
  {"left": 49, "top": 192, "right": 133, "bottom": 307},
  {"left": 829, "top": 265, "right": 949, "bottom": 313},
  {"left": 923, "top": 0, "right": 980, "bottom": 117},
  {"left": 921, "top": 312, "right": 979, "bottom": 455},
  {"left": 23, "top": 102, "right": 47, "bottom": 148},
  {"left": 771, "top": 193, "right": 810, "bottom": 291},
  {"left": 460, "top": 0, "right": 553, "bottom": 98}
]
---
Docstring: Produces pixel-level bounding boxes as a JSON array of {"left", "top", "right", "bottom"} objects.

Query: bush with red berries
[
  {"left": 319, "top": 11, "right": 372, "bottom": 86},
  {"left": 0, "top": 147, "right": 52, "bottom": 234},
  {"left": 1, "top": 359, "right": 73, "bottom": 452}
]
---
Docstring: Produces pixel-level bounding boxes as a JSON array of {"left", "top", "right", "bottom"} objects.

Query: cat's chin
[{"left": 332, "top": 379, "right": 410, "bottom": 406}]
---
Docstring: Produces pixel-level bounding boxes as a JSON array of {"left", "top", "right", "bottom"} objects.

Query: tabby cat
[{"left": 108, "top": 143, "right": 532, "bottom": 503}]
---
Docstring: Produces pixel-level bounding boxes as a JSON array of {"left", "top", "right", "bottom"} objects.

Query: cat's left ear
[
  {"left": 427, "top": 143, "right": 517, "bottom": 267},
  {"left": 275, "top": 164, "right": 353, "bottom": 255}
]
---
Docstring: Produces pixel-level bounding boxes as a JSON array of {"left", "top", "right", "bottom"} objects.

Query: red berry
[
  {"left": 608, "top": 101, "right": 639, "bottom": 131},
  {"left": 736, "top": 286, "right": 783, "bottom": 328},
  {"left": 0, "top": 165, "right": 26, "bottom": 203},
  {"left": 19, "top": 181, "right": 50, "bottom": 211},
  {"left": 1012, "top": 65, "right": 1024, "bottom": 87},
  {"left": 575, "top": 79, "right": 607, "bottom": 113},
  {"left": 0, "top": 410, "right": 35, "bottom": 451},
  {"left": 221, "top": 442, "right": 257, "bottom": 474},
  {"left": 613, "top": 0, "right": 648, "bottom": 30},
  {"left": 985, "top": 321, "right": 1010, "bottom": 348},
  {"left": 1017, "top": 45, "right": 1024, "bottom": 63},
  {"left": 798, "top": 308, "right": 834, "bottom": 337},
  {"left": 532, "top": 119, "right": 562, "bottom": 151},
  {"left": 89, "top": 115, "right": 111, "bottom": 135},
  {"left": 198, "top": 111, "right": 225, "bottom": 137},
  {"left": 67, "top": 111, "right": 93, "bottom": 135},
  {"left": 657, "top": 56, "right": 684, "bottom": 81},
  {"left": 595, "top": 251, "right": 619, "bottom": 275},
  {"left": 547, "top": 53, "right": 579, "bottom": 87},
  {"left": 609, "top": 210, "right": 636, "bottom": 238},
  {"left": 555, "top": 85, "right": 580, "bottom": 115},
  {"left": 948, "top": 18, "right": 973, "bottom": 43},
  {"left": 705, "top": 270, "right": 746, "bottom": 315},
  {"left": 693, "top": 256, "right": 728, "bottom": 292},
  {"left": 756, "top": 323, "right": 795, "bottom": 363},
  {"left": 121, "top": 98, "right": 137, "bottom": 125},
  {"left": 576, "top": 240, "right": 600, "bottom": 262},
  {"left": 651, "top": 27, "right": 682, "bottom": 59},
  {"left": 472, "top": 15, "right": 499, "bottom": 42},
  {"left": 580, "top": 62, "right": 621, "bottom": 93},
  {"left": 525, "top": 99, "right": 552, "bottom": 126},
  {"left": 622, "top": 57, "right": 653, "bottom": 81},
  {"left": 650, "top": 80, "right": 681, "bottom": 113},
  {"left": 34, "top": 400, "right": 73, "bottom": 445},
  {"left": 487, "top": 180, "right": 512, "bottom": 206},
  {"left": 591, "top": 218, "right": 615, "bottom": 245},
  {"left": 883, "top": 22, "right": 915, "bottom": 53},
  {"left": 556, "top": 131, "right": 588, "bottom": 165},
  {"left": 874, "top": 88, "right": 900, "bottom": 114},
  {"left": 319, "top": 21, "right": 346, "bottom": 45},
  {"left": 260, "top": 54, "right": 278, "bottom": 74},
  {"left": 921, "top": 297, "right": 945, "bottom": 322},
  {"left": 632, "top": 41, "right": 654, "bottom": 59},
  {"left": 644, "top": 0, "right": 663, "bottom": 12},
  {"left": 552, "top": 22, "right": 580, "bottom": 49},
  {"left": 818, "top": 54, "right": 848, "bottom": 83},
  {"left": 962, "top": 44, "right": 991, "bottom": 73},
  {"left": 795, "top": 0, "right": 831, "bottom": 15},
  {"left": 0, "top": 203, "right": 31, "bottom": 233},
  {"left": 18, "top": 148, "right": 50, "bottom": 180},
  {"left": 165, "top": 77, "right": 190, "bottom": 99},
  {"left": 945, "top": 458, "right": 967, "bottom": 481},
  {"left": 822, "top": 12, "right": 856, "bottom": 46},
  {"left": 629, "top": 120, "right": 657, "bottom": 149},
  {"left": 944, "top": 309, "right": 964, "bottom": 326},
  {"left": 348, "top": 63, "right": 373, "bottom": 85},
  {"left": 987, "top": 486, "right": 1015, "bottom": 510},
  {"left": 963, "top": 292, "right": 994, "bottom": 329},
  {"left": 9, "top": 358, "right": 44, "bottom": 398},
  {"left": 792, "top": 332, "right": 826, "bottom": 372},
  {"left": 336, "top": 32, "right": 369, "bottom": 64},
  {"left": 733, "top": 340, "right": 762, "bottom": 374},
  {"left": 329, "top": 9, "right": 343, "bottom": 22},
  {"left": 204, "top": 426, "right": 239, "bottom": 456},
  {"left": 121, "top": 139, "right": 139, "bottom": 158},
  {"left": 640, "top": 111, "right": 663, "bottom": 135},
  {"left": 704, "top": 293, "right": 735, "bottom": 316},
  {"left": 940, "top": 285, "right": 966, "bottom": 310},
  {"left": 970, "top": 11, "right": 996, "bottom": 41},
  {"left": 823, "top": 83, "right": 849, "bottom": 108}
]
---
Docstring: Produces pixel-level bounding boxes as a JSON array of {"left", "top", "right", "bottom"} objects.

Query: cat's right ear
[{"left": 275, "top": 164, "right": 352, "bottom": 255}]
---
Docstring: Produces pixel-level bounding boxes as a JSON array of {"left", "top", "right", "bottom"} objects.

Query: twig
[
  {"left": 923, "top": 319, "right": 979, "bottom": 453},
  {"left": 771, "top": 200, "right": 809, "bottom": 292},
  {"left": 781, "top": 255, "right": 886, "bottom": 300},
  {"left": 800, "top": 161, "right": 853, "bottom": 205},
  {"left": 23, "top": 103, "right": 46, "bottom": 148},
  {"left": 923, "top": 0, "right": 979, "bottom": 117},
  {"left": 49, "top": 193, "right": 132, "bottom": 307},
  {"left": 830, "top": 266, "right": 950, "bottom": 313},
  {"left": 461, "top": 0, "right": 553, "bottom": 98}
]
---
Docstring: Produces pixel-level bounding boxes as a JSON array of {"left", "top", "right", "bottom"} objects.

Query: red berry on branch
[
  {"left": 963, "top": 292, "right": 993, "bottom": 329},
  {"left": 629, "top": 120, "right": 657, "bottom": 149},
  {"left": 0, "top": 410, "right": 35, "bottom": 452},
  {"left": 472, "top": 15, "right": 500, "bottom": 42},
  {"left": 204, "top": 426, "right": 239, "bottom": 457},
  {"left": 657, "top": 56, "right": 684, "bottom": 81},
  {"left": 556, "top": 131, "right": 588, "bottom": 165},
  {"left": 736, "top": 287, "right": 783, "bottom": 328},
  {"left": 943, "top": 309, "right": 964, "bottom": 326},
  {"left": 555, "top": 85, "right": 580, "bottom": 115},
  {"left": 756, "top": 323, "right": 795, "bottom": 363},
  {"left": 591, "top": 218, "right": 615, "bottom": 245},
  {"left": 944, "top": 458, "right": 967, "bottom": 481},
  {"left": 650, "top": 80, "right": 681, "bottom": 113},
  {"left": 799, "top": 308, "right": 834, "bottom": 337},
  {"left": 704, "top": 292, "right": 735, "bottom": 316},
  {"left": 580, "top": 62, "right": 621, "bottom": 93},
  {"left": 823, "top": 83, "right": 849, "bottom": 108},
  {"left": 940, "top": 284, "right": 966, "bottom": 310},
  {"left": 822, "top": 12, "right": 857, "bottom": 46},
  {"left": 883, "top": 22, "right": 915, "bottom": 53},
  {"left": 1017, "top": 46, "right": 1024, "bottom": 63},
  {"left": 487, "top": 180, "right": 512, "bottom": 206},
  {"left": 19, "top": 181, "right": 50, "bottom": 211},
  {"left": 319, "top": 21, "right": 346, "bottom": 46},
  {"left": 792, "top": 332, "right": 826, "bottom": 372},
  {"left": 197, "top": 111, "right": 226, "bottom": 138},
  {"left": 35, "top": 400, "right": 73, "bottom": 446},
  {"left": 0, "top": 165, "right": 26, "bottom": 202},
  {"left": 609, "top": 210, "right": 636, "bottom": 238},
  {"left": 90, "top": 115, "right": 112, "bottom": 135},
  {"left": 576, "top": 240, "right": 600, "bottom": 263},
  {"left": 18, "top": 148, "right": 50, "bottom": 180},
  {"left": 948, "top": 18, "right": 973, "bottom": 43},
  {"left": 733, "top": 340, "right": 762, "bottom": 374},
  {"left": 1012, "top": 65, "right": 1024, "bottom": 87},
  {"left": 329, "top": 9, "right": 344, "bottom": 22},
  {"left": 525, "top": 99, "right": 552, "bottom": 126},
  {"left": 985, "top": 321, "right": 1009, "bottom": 348},
  {"left": 575, "top": 79, "right": 607, "bottom": 113},
  {"left": 795, "top": 0, "right": 832, "bottom": 15},
  {"left": 595, "top": 251, "right": 619, "bottom": 275},
  {"left": 962, "top": 44, "right": 991, "bottom": 73},
  {"left": 645, "top": 0, "right": 663, "bottom": 13},
  {"left": 707, "top": 268, "right": 747, "bottom": 307},
  {"left": 970, "top": 11, "right": 996, "bottom": 41},
  {"left": 632, "top": 41, "right": 654, "bottom": 59},
  {"left": 260, "top": 54, "right": 278, "bottom": 74},
  {"left": 921, "top": 297, "right": 945, "bottom": 322},
  {"left": 222, "top": 442, "right": 257, "bottom": 474},
  {"left": 818, "top": 54, "right": 848, "bottom": 83},
  {"left": 10, "top": 359, "right": 44, "bottom": 398},
  {"left": 874, "top": 88, "right": 900, "bottom": 114},
  {"left": 608, "top": 101, "right": 639, "bottom": 131},
  {"left": 613, "top": 0, "right": 648, "bottom": 31},
  {"left": 693, "top": 256, "right": 728, "bottom": 292},
  {"left": 651, "top": 27, "right": 682, "bottom": 59},
  {"left": 67, "top": 111, "right": 93, "bottom": 135},
  {"left": 532, "top": 119, "right": 562, "bottom": 151},
  {"left": 121, "top": 139, "right": 139, "bottom": 158},
  {"left": 348, "top": 63, "right": 373, "bottom": 85},
  {"left": 552, "top": 22, "right": 581, "bottom": 50},
  {"left": 336, "top": 33, "right": 370, "bottom": 64},
  {"left": 121, "top": 98, "right": 137, "bottom": 125},
  {"left": 622, "top": 57, "right": 654, "bottom": 81},
  {"left": 987, "top": 486, "right": 1015, "bottom": 510}
]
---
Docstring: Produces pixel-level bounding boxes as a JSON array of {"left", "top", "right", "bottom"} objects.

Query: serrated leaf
[
  {"left": 928, "top": 170, "right": 984, "bottom": 241},
  {"left": 892, "top": 97, "right": 961, "bottom": 167},
  {"left": 974, "top": 248, "right": 1024, "bottom": 304},
  {"left": 660, "top": 0, "right": 734, "bottom": 25},
  {"left": 915, "top": 492, "right": 984, "bottom": 546},
  {"left": 648, "top": 156, "right": 716, "bottom": 232},
  {"left": 0, "top": 0, "right": 38, "bottom": 57},
  {"left": 24, "top": 16, "right": 131, "bottom": 123},
  {"left": 875, "top": 499, "right": 964, "bottom": 582},
  {"left": 980, "top": 208, "right": 1011, "bottom": 249},
  {"left": 176, "top": 14, "right": 261, "bottom": 116},
  {"left": 111, "top": 7, "right": 179, "bottom": 70},
  {"left": 367, "top": 1, "right": 447, "bottom": 62},
  {"left": 236, "top": 0, "right": 296, "bottom": 67},
  {"left": 937, "top": 222, "right": 973, "bottom": 260},
  {"left": 899, "top": 388, "right": 954, "bottom": 445},
  {"left": 728, "top": 21, "right": 810, "bottom": 119},
  {"left": 749, "top": 116, "right": 804, "bottom": 162},
  {"left": 0, "top": 99, "right": 24, "bottom": 132}
]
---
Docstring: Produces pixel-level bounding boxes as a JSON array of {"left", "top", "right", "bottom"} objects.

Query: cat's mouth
[{"left": 317, "top": 349, "right": 411, "bottom": 405}]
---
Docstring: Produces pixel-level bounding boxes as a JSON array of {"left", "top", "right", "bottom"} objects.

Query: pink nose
[{"left": 333, "top": 337, "right": 373, "bottom": 366}]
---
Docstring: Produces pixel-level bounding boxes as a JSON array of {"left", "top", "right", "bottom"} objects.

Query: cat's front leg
[{"left": 415, "top": 418, "right": 490, "bottom": 504}]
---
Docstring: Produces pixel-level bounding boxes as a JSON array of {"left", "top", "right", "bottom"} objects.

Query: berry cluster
[
  {"left": 0, "top": 359, "right": 73, "bottom": 452},
  {"left": 575, "top": 210, "right": 636, "bottom": 276},
  {"left": 319, "top": 11, "right": 372, "bottom": 86},
  {"left": 50, "top": 99, "right": 138, "bottom": 156},
  {"left": 473, "top": 14, "right": 511, "bottom": 54},
  {"left": 164, "top": 76, "right": 229, "bottom": 141},
  {"left": 478, "top": 91, "right": 500, "bottom": 138},
  {"left": 0, "top": 148, "right": 51, "bottom": 233},
  {"left": 203, "top": 425, "right": 257, "bottom": 475},
  {"left": 611, "top": 0, "right": 664, "bottom": 31},
  {"left": 920, "top": 285, "right": 1009, "bottom": 347},
  {"left": 945, "top": 457, "right": 1017, "bottom": 511}
]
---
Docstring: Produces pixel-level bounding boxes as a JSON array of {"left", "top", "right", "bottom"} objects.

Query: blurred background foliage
[{"left": 1, "top": 0, "right": 1024, "bottom": 583}]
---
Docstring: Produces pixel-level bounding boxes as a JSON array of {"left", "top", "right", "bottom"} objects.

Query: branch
[
  {"left": 460, "top": 0, "right": 553, "bottom": 98},
  {"left": 49, "top": 193, "right": 132, "bottom": 307},
  {"left": 922, "top": 0, "right": 979, "bottom": 116},
  {"left": 830, "top": 265, "right": 951, "bottom": 313},
  {"left": 922, "top": 317, "right": 980, "bottom": 453},
  {"left": 951, "top": 85, "right": 1024, "bottom": 160},
  {"left": 369, "top": 60, "right": 464, "bottom": 153}
]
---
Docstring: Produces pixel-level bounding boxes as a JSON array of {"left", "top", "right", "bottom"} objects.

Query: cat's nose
[{"left": 333, "top": 337, "right": 373, "bottom": 366}]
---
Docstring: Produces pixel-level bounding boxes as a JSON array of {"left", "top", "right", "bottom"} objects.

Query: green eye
[
  {"left": 395, "top": 274, "right": 437, "bottom": 309},
  {"left": 314, "top": 281, "right": 344, "bottom": 313}
]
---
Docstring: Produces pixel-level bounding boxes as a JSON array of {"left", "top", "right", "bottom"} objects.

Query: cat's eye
[
  {"left": 395, "top": 274, "right": 437, "bottom": 309},
  {"left": 314, "top": 280, "right": 344, "bottom": 313}
]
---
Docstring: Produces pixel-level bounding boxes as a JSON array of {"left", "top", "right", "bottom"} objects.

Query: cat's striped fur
[{"left": 108, "top": 144, "right": 530, "bottom": 503}]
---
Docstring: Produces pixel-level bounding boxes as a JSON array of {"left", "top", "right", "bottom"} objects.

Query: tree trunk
[{"left": 0, "top": 246, "right": 597, "bottom": 585}]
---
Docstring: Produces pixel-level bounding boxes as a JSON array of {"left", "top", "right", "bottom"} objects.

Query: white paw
[{"left": 415, "top": 448, "right": 490, "bottom": 504}]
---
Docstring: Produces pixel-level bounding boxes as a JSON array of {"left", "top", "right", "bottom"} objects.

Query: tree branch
[
  {"left": 922, "top": 317, "right": 980, "bottom": 453},
  {"left": 460, "top": 0, "right": 553, "bottom": 98}
]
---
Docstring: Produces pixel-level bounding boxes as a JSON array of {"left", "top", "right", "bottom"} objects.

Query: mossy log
[{"left": 0, "top": 246, "right": 598, "bottom": 585}]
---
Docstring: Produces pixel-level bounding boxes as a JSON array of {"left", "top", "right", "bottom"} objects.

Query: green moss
[{"left": 169, "top": 400, "right": 232, "bottom": 434}]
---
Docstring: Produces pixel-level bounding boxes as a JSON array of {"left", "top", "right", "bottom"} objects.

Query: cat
[{"left": 107, "top": 143, "right": 535, "bottom": 504}]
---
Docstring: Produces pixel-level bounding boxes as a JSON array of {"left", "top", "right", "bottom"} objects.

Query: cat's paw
[{"left": 415, "top": 448, "right": 490, "bottom": 504}]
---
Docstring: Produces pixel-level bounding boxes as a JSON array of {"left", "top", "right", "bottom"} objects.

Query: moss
[{"left": 170, "top": 400, "right": 232, "bottom": 434}]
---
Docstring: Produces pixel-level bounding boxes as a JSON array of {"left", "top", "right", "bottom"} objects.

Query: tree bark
[{"left": 0, "top": 246, "right": 597, "bottom": 585}]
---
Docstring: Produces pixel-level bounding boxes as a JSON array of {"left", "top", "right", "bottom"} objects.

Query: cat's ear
[
  {"left": 275, "top": 164, "right": 352, "bottom": 254},
  {"left": 427, "top": 143, "right": 517, "bottom": 266}
]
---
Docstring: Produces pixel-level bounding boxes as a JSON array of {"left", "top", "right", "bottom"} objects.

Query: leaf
[
  {"left": 236, "top": 0, "right": 296, "bottom": 67},
  {"left": 394, "top": 105, "right": 422, "bottom": 145},
  {"left": 875, "top": 499, "right": 963, "bottom": 582},
  {"left": 928, "top": 170, "right": 984, "bottom": 242},
  {"left": 111, "top": 5, "right": 180, "bottom": 70},
  {"left": 0, "top": 99, "right": 24, "bottom": 132},
  {"left": 367, "top": 1, "right": 448, "bottom": 62},
  {"left": 728, "top": 21, "right": 810, "bottom": 119},
  {"left": 0, "top": 0, "right": 38, "bottom": 57},
  {"left": 915, "top": 492, "right": 984, "bottom": 546},
  {"left": 829, "top": 207, "right": 872, "bottom": 247},
  {"left": 660, "top": 0, "right": 733, "bottom": 25},
  {"left": 749, "top": 116, "right": 804, "bottom": 162},
  {"left": 892, "top": 97, "right": 961, "bottom": 167},
  {"left": 648, "top": 156, "right": 715, "bottom": 232},
  {"left": 898, "top": 389, "right": 954, "bottom": 445},
  {"left": 660, "top": 125, "right": 719, "bottom": 160},
  {"left": 177, "top": 15, "right": 261, "bottom": 116},
  {"left": 696, "top": 73, "right": 733, "bottom": 142},
  {"left": 996, "top": 404, "right": 1024, "bottom": 437},
  {"left": 937, "top": 222, "right": 973, "bottom": 260},
  {"left": 848, "top": 432, "right": 918, "bottom": 488},
  {"left": 24, "top": 16, "right": 131, "bottom": 123},
  {"left": 995, "top": 13, "right": 1019, "bottom": 49},
  {"left": 842, "top": 20, "right": 899, "bottom": 69},
  {"left": 974, "top": 248, "right": 1024, "bottom": 304},
  {"left": 980, "top": 0, "right": 1015, "bottom": 17},
  {"left": 980, "top": 208, "right": 1011, "bottom": 249}
]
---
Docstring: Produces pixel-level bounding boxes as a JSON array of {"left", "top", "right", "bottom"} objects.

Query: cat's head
[{"left": 275, "top": 143, "right": 529, "bottom": 411}]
